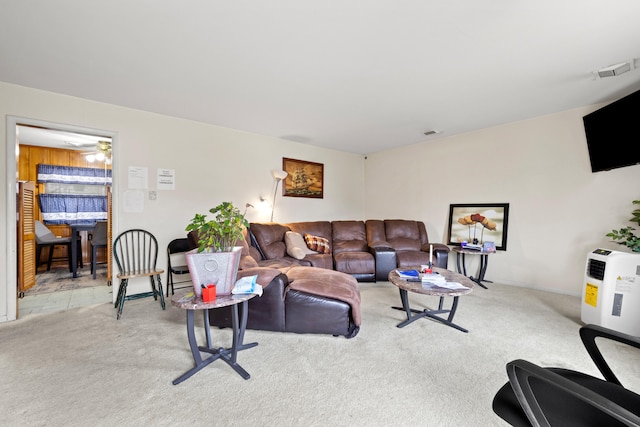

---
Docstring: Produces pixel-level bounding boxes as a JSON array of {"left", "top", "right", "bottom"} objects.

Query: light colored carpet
[{"left": 2, "top": 281, "right": 639, "bottom": 426}]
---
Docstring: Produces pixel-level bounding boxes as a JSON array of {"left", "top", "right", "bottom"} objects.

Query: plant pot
[{"left": 185, "top": 246, "right": 242, "bottom": 297}]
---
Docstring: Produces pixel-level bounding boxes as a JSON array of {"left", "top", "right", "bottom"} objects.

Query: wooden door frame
[{"left": 4, "top": 116, "right": 118, "bottom": 322}]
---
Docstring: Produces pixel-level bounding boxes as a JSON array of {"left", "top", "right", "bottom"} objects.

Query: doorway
[{"left": 6, "top": 116, "right": 118, "bottom": 320}]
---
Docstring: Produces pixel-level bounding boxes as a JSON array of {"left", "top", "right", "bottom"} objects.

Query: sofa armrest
[
  {"left": 369, "top": 240, "right": 392, "bottom": 250},
  {"left": 369, "top": 246, "right": 397, "bottom": 281},
  {"left": 433, "top": 250, "right": 449, "bottom": 269},
  {"left": 421, "top": 242, "right": 450, "bottom": 253},
  {"left": 236, "top": 267, "right": 283, "bottom": 288}
]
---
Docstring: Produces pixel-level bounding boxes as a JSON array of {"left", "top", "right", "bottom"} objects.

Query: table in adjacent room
[
  {"left": 388, "top": 267, "right": 474, "bottom": 333},
  {"left": 171, "top": 290, "right": 257, "bottom": 385},
  {"left": 452, "top": 246, "right": 496, "bottom": 289},
  {"left": 70, "top": 222, "right": 96, "bottom": 278}
]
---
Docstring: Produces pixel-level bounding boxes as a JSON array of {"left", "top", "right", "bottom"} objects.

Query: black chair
[
  {"left": 89, "top": 220, "right": 108, "bottom": 279},
  {"left": 493, "top": 324, "right": 640, "bottom": 426},
  {"left": 166, "top": 238, "right": 193, "bottom": 297},
  {"left": 112, "top": 229, "right": 165, "bottom": 320},
  {"left": 35, "top": 220, "right": 82, "bottom": 272}
]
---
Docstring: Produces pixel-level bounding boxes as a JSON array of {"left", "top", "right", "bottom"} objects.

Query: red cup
[{"left": 202, "top": 284, "right": 216, "bottom": 302}]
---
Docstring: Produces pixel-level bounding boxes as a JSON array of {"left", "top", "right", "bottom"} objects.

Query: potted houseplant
[
  {"left": 185, "top": 201, "right": 249, "bottom": 296},
  {"left": 606, "top": 200, "right": 640, "bottom": 252}
]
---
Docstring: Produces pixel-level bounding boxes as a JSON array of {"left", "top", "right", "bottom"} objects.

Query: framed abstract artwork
[
  {"left": 282, "top": 157, "right": 324, "bottom": 198},
  {"left": 447, "top": 203, "right": 510, "bottom": 250}
]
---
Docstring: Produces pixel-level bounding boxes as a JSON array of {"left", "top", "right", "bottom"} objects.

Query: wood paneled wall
[{"left": 18, "top": 145, "right": 112, "bottom": 267}]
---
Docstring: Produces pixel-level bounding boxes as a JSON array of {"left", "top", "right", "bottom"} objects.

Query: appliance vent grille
[{"left": 587, "top": 259, "right": 606, "bottom": 280}]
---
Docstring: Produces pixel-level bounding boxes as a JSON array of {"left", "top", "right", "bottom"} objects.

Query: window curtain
[
  {"left": 37, "top": 164, "right": 112, "bottom": 185},
  {"left": 38, "top": 194, "right": 108, "bottom": 225},
  {"left": 37, "top": 164, "right": 110, "bottom": 225}
]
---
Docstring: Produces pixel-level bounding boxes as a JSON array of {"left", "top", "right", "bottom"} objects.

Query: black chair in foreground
[
  {"left": 492, "top": 324, "right": 640, "bottom": 426},
  {"left": 89, "top": 220, "right": 108, "bottom": 280},
  {"left": 166, "top": 238, "right": 193, "bottom": 297},
  {"left": 112, "top": 229, "right": 165, "bottom": 320}
]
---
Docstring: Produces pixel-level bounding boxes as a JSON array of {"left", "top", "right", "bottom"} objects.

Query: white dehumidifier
[{"left": 581, "top": 248, "right": 640, "bottom": 336}]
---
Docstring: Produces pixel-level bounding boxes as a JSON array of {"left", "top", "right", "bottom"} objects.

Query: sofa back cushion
[
  {"left": 384, "top": 220, "right": 424, "bottom": 251},
  {"left": 249, "top": 222, "right": 291, "bottom": 260},
  {"left": 287, "top": 221, "right": 332, "bottom": 242},
  {"left": 332, "top": 220, "right": 368, "bottom": 253},
  {"left": 365, "top": 220, "right": 390, "bottom": 248}
]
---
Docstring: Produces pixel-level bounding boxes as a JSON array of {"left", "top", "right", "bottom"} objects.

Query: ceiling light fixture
[{"left": 423, "top": 130, "right": 441, "bottom": 136}]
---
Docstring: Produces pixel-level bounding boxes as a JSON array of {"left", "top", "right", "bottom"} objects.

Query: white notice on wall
[
  {"left": 128, "top": 166, "right": 148, "bottom": 190},
  {"left": 157, "top": 168, "right": 175, "bottom": 190},
  {"left": 123, "top": 190, "right": 145, "bottom": 213}
]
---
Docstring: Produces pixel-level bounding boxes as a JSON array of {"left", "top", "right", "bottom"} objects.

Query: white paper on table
[{"left": 423, "top": 281, "right": 470, "bottom": 290}]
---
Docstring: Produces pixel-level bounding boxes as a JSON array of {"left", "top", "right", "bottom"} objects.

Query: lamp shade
[{"left": 272, "top": 169, "right": 288, "bottom": 181}]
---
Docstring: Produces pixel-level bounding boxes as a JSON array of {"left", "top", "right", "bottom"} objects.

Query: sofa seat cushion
[
  {"left": 333, "top": 252, "right": 375, "bottom": 275},
  {"left": 285, "top": 266, "right": 361, "bottom": 326}
]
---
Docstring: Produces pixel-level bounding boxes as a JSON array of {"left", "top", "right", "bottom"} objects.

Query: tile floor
[{"left": 18, "top": 285, "right": 113, "bottom": 318}]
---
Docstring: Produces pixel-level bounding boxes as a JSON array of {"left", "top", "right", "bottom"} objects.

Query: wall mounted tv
[{"left": 582, "top": 88, "right": 640, "bottom": 173}]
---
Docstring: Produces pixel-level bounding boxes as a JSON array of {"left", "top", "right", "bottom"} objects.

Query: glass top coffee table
[{"left": 388, "top": 267, "right": 474, "bottom": 333}]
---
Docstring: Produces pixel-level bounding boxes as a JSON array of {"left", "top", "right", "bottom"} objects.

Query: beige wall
[
  {"left": 3, "top": 81, "right": 640, "bottom": 321},
  {"left": 365, "top": 107, "right": 640, "bottom": 295},
  {"left": 1, "top": 82, "right": 365, "bottom": 321}
]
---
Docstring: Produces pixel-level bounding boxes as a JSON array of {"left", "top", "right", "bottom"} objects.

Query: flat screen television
[{"left": 582, "top": 88, "right": 640, "bottom": 173}]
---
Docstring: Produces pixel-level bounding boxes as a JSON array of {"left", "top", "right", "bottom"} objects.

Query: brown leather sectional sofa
[
  {"left": 250, "top": 219, "right": 450, "bottom": 281},
  {"left": 206, "top": 219, "right": 449, "bottom": 339}
]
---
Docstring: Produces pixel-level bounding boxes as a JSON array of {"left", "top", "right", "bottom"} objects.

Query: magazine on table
[{"left": 396, "top": 269, "right": 420, "bottom": 279}]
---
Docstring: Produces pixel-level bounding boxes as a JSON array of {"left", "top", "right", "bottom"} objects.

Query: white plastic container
[{"left": 581, "top": 248, "right": 640, "bottom": 336}]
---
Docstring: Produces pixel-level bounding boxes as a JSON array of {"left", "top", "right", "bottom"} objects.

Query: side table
[
  {"left": 171, "top": 290, "right": 257, "bottom": 385},
  {"left": 452, "top": 246, "right": 495, "bottom": 289}
]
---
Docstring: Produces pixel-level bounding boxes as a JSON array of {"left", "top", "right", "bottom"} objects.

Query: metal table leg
[
  {"left": 392, "top": 289, "right": 468, "bottom": 333},
  {"left": 457, "top": 251, "right": 489, "bottom": 289},
  {"left": 173, "top": 301, "right": 258, "bottom": 385}
]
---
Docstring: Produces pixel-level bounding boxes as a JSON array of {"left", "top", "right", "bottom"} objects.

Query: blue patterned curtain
[
  {"left": 38, "top": 194, "right": 108, "bottom": 225},
  {"left": 37, "top": 164, "right": 112, "bottom": 185}
]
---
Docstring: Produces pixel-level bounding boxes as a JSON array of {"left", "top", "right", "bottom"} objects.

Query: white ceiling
[{"left": 2, "top": 1, "right": 640, "bottom": 154}]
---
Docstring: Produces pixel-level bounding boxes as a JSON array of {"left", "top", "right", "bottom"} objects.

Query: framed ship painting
[{"left": 282, "top": 158, "right": 324, "bottom": 198}]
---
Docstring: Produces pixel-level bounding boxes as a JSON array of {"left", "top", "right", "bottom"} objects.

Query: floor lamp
[{"left": 271, "top": 169, "right": 288, "bottom": 222}]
